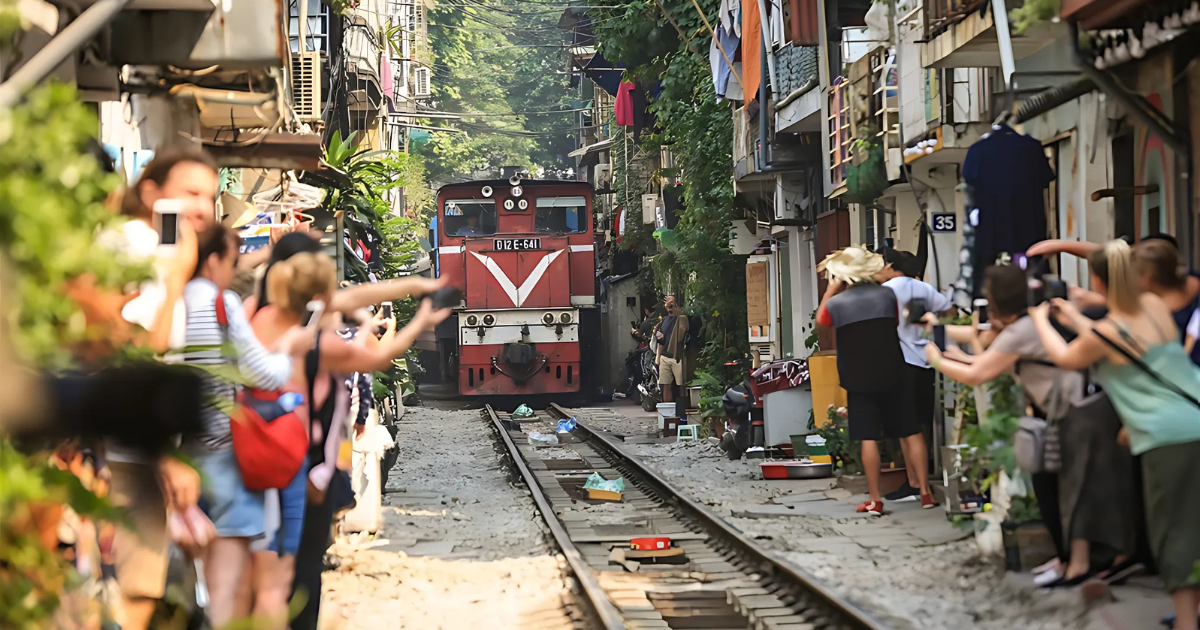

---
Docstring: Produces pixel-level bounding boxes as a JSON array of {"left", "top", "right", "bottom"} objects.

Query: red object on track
[{"left": 630, "top": 537, "right": 671, "bottom": 550}]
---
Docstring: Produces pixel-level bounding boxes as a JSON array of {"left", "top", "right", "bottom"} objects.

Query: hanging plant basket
[{"left": 844, "top": 138, "right": 888, "bottom": 204}]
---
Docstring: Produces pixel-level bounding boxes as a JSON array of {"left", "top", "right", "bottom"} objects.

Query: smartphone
[
  {"left": 153, "top": 199, "right": 187, "bottom": 247},
  {"left": 973, "top": 298, "right": 990, "bottom": 331},
  {"left": 382, "top": 303, "right": 392, "bottom": 319},
  {"left": 429, "top": 287, "right": 464, "bottom": 310},
  {"left": 933, "top": 324, "right": 947, "bottom": 351},
  {"left": 303, "top": 300, "right": 325, "bottom": 329},
  {"left": 907, "top": 297, "right": 929, "bottom": 325}
]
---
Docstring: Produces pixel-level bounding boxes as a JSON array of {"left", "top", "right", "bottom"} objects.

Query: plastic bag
[
  {"left": 513, "top": 404, "right": 535, "bottom": 418},
  {"left": 528, "top": 431, "right": 558, "bottom": 445},
  {"left": 556, "top": 417, "right": 577, "bottom": 433},
  {"left": 583, "top": 473, "right": 625, "bottom": 494}
]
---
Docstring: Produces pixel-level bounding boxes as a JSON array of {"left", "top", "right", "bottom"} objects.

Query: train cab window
[
  {"left": 535, "top": 196, "right": 587, "bottom": 233},
  {"left": 444, "top": 199, "right": 497, "bottom": 237}
]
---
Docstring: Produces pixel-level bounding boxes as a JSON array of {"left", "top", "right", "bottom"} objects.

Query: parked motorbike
[
  {"left": 636, "top": 348, "right": 660, "bottom": 412},
  {"left": 718, "top": 362, "right": 755, "bottom": 460}
]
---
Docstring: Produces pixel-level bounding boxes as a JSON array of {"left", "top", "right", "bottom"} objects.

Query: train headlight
[
  {"left": 482, "top": 314, "right": 495, "bottom": 326},
  {"left": 517, "top": 199, "right": 528, "bottom": 210},
  {"left": 466, "top": 315, "right": 479, "bottom": 326},
  {"left": 542, "top": 312, "right": 555, "bottom": 325},
  {"left": 559, "top": 312, "right": 572, "bottom": 324},
  {"left": 481, "top": 185, "right": 493, "bottom": 197}
]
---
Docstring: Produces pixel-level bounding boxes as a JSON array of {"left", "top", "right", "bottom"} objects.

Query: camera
[{"left": 1028, "top": 274, "right": 1068, "bottom": 306}]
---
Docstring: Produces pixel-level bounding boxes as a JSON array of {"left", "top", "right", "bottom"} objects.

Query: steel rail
[
  {"left": 549, "top": 403, "right": 893, "bottom": 630},
  {"left": 482, "top": 405, "right": 625, "bottom": 630}
]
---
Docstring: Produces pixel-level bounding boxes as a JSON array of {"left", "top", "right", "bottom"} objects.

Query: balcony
[{"left": 921, "top": 0, "right": 1057, "bottom": 68}]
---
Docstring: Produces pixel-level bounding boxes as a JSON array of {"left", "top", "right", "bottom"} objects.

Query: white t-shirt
[
  {"left": 883, "top": 276, "right": 953, "bottom": 368},
  {"left": 103, "top": 219, "right": 187, "bottom": 463}
]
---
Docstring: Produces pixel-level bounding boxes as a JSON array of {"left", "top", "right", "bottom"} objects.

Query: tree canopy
[{"left": 415, "top": 0, "right": 578, "bottom": 182}]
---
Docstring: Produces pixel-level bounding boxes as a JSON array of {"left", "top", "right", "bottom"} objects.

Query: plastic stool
[{"left": 676, "top": 425, "right": 700, "bottom": 441}]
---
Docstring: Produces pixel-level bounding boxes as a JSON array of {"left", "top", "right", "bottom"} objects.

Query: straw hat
[{"left": 816, "top": 245, "right": 885, "bottom": 284}]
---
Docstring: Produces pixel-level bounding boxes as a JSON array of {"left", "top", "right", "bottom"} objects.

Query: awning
[{"left": 568, "top": 138, "right": 614, "bottom": 158}]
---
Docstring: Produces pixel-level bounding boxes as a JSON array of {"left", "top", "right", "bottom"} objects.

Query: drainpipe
[
  {"left": 757, "top": 35, "right": 772, "bottom": 171},
  {"left": 755, "top": 0, "right": 778, "bottom": 96},
  {"left": 0, "top": 0, "right": 131, "bottom": 110}
]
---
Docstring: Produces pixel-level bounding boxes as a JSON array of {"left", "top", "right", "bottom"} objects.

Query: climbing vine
[{"left": 591, "top": 0, "right": 747, "bottom": 380}]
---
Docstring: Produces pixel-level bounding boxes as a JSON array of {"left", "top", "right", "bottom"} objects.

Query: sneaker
[
  {"left": 921, "top": 493, "right": 938, "bottom": 509},
  {"left": 884, "top": 482, "right": 919, "bottom": 502},
  {"left": 856, "top": 500, "right": 884, "bottom": 515}
]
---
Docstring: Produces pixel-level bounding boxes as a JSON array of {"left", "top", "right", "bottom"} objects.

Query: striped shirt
[{"left": 176, "top": 278, "right": 294, "bottom": 449}]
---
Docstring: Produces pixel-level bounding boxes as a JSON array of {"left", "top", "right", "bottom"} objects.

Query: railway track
[{"left": 484, "top": 403, "right": 893, "bottom": 630}]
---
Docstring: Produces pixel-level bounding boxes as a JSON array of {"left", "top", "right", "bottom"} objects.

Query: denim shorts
[
  {"left": 267, "top": 456, "right": 309, "bottom": 556},
  {"left": 196, "top": 446, "right": 265, "bottom": 539}
]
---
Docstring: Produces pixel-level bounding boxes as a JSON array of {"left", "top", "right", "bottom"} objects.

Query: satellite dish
[
  {"left": 481, "top": 185, "right": 493, "bottom": 197},
  {"left": 517, "top": 199, "right": 528, "bottom": 210},
  {"left": 503, "top": 199, "right": 515, "bottom": 210},
  {"left": 511, "top": 185, "right": 523, "bottom": 197}
]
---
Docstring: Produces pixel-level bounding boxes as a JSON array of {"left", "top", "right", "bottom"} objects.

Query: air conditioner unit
[
  {"left": 292, "top": 52, "right": 323, "bottom": 122},
  {"left": 593, "top": 164, "right": 612, "bottom": 190},
  {"left": 413, "top": 67, "right": 431, "bottom": 97}
]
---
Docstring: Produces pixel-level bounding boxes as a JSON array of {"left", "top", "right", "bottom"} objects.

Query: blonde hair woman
[
  {"left": 243, "top": 251, "right": 451, "bottom": 630},
  {"left": 1031, "top": 240, "right": 1200, "bottom": 630}
]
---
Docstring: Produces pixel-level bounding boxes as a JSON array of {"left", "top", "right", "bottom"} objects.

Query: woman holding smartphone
[{"left": 243, "top": 243, "right": 451, "bottom": 630}]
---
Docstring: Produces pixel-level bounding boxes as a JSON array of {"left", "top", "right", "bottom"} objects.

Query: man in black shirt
[{"left": 816, "top": 248, "right": 914, "bottom": 515}]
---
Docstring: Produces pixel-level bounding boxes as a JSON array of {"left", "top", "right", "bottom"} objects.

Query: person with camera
[
  {"left": 878, "top": 249, "right": 947, "bottom": 506},
  {"left": 1030, "top": 241, "right": 1200, "bottom": 629},
  {"left": 924, "top": 263, "right": 1136, "bottom": 588},
  {"left": 246, "top": 237, "right": 452, "bottom": 630}
]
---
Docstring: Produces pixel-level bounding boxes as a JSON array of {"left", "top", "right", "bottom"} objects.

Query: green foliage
[
  {"left": 0, "top": 439, "right": 124, "bottom": 629},
  {"left": 311, "top": 144, "right": 429, "bottom": 395},
  {"left": 1010, "top": 0, "right": 1061, "bottom": 36},
  {"left": 417, "top": 1, "right": 574, "bottom": 180},
  {"left": 591, "top": 1, "right": 748, "bottom": 380},
  {"left": 0, "top": 83, "right": 151, "bottom": 367},
  {"left": 960, "top": 373, "right": 1025, "bottom": 497},
  {"left": 817, "top": 405, "right": 860, "bottom": 474}
]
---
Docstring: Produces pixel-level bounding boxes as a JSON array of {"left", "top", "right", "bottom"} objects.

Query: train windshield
[
  {"left": 535, "top": 196, "right": 586, "bottom": 234},
  {"left": 443, "top": 199, "right": 497, "bottom": 237}
]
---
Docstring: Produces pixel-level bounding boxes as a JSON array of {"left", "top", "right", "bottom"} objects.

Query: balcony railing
[{"left": 924, "top": 0, "right": 988, "bottom": 39}]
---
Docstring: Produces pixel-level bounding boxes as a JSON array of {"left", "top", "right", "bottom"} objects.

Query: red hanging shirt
[{"left": 614, "top": 80, "right": 635, "bottom": 126}]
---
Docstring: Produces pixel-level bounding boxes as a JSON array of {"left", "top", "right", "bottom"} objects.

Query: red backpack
[{"left": 215, "top": 296, "right": 310, "bottom": 491}]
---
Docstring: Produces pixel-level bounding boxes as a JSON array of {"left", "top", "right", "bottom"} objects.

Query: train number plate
[{"left": 493, "top": 238, "right": 541, "bottom": 251}]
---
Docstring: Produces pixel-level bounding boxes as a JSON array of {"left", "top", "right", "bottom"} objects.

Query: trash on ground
[
  {"left": 556, "top": 417, "right": 577, "bottom": 433},
  {"left": 583, "top": 473, "right": 625, "bottom": 501},
  {"left": 512, "top": 404, "right": 535, "bottom": 418},
  {"left": 527, "top": 431, "right": 559, "bottom": 445}
]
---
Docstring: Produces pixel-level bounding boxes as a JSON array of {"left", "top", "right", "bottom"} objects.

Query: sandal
[
  {"left": 1043, "top": 569, "right": 1103, "bottom": 588},
  {"left": 1102, "top": 560, "right": 1145, "bottom": 586}
]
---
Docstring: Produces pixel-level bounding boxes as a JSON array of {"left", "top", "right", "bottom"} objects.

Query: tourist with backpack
[{"left": 178, "top": 225, "right": 316, "bottom": 627}]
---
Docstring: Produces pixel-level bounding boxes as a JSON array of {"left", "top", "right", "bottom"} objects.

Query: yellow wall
[{"left": 808, "top": 352, "right": 847, "bottom": 427}]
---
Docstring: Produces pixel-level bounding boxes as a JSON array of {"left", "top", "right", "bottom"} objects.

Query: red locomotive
[{"left": 431, "top": 175, "right": 597, "bottom": 396}]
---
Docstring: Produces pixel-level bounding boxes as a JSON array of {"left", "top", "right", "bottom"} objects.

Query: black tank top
[{"left": 305, "top": 332, "right": 338, "bottom": 467}]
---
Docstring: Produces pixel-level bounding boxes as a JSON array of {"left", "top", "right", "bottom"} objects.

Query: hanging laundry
[
  {"left": 956, "top": 123, "right": 1055, "bottom": 303},
  {"left": 615, "top": 80, "right": 635, "bottom": 127},
  {"left": 741, "top": 0, "right": 762, "bottom": 102},
  {"left": 721, "top": 0, "right": 741, "bottom": 38},
  {"left": 709, "top": 23, "right": 741, "bottom": 99}
]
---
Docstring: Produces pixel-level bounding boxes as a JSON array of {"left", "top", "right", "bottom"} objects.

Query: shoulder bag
[
  {"left": 1093, "top": 329, "right": 1200, "bottom": 410},
  {"left": 219, "top": 297, "right": 310, "bottom": 491},
  {"left": 1012, "top": 360, "right": 1071, "bottom": 474}
]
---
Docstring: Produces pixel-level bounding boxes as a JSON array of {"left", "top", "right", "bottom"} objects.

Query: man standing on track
[
  {"left": 655, "top": 295, "right": 688, "bottom": 405},
  {"left": 815, "top": 247, "right": 913, "bottom": 516}
]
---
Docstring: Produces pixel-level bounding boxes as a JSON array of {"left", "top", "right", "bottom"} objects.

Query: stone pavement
[{"left": 581, "top": 402, "right": 1178, "bottom": 630}]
